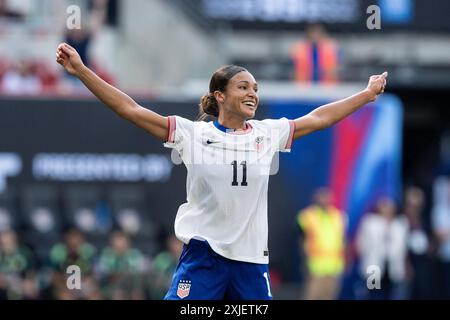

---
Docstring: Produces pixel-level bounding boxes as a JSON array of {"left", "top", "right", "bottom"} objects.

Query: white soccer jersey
[{"left": 164, "top": 116, "right": 295, "bottom": 264}]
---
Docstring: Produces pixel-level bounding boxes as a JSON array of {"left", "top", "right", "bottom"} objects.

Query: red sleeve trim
[
  {"left": 285, "top": 120, "right": 295, "bottom": 150},
  {"left": 166, "top": 116, "right": 176, "bottom": 143}
]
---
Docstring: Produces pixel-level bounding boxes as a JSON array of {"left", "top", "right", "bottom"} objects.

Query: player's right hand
[{"left": 56, "top": 43, "right": 84, "bottom": 76}]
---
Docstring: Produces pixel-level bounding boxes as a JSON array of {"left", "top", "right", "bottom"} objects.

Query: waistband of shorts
[{"left": 187, "top": 238, "right": 208, "bottom": 247}]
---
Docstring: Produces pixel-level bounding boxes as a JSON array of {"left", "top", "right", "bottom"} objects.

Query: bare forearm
[
  {"left": 293, "top": 72, "right": 386, "bottom": 139},
  {"left": 77, "top": 65, "right": 136, "bottom": 116},
  {"left": 57, "top": 42, "right": 168, "bottom": 140},
  {"left": 312, "top": 89, "right": 374, "bottom": 128}
]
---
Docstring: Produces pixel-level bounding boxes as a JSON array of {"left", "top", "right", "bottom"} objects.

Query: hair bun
[{"left": 199, "top": 93, "right": 219, "bottom": 118}]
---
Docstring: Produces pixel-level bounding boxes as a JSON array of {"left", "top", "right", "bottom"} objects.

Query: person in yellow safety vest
[
  {"left": 297, "top": 187, "right": 346, "bottom": 300},
  {"left": 290, "top": 24, "right": 341, "bottom": 84}
]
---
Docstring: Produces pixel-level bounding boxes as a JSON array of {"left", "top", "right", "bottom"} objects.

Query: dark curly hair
[{"left": 197, "top": 65, "right": 247, "bottom": 121}]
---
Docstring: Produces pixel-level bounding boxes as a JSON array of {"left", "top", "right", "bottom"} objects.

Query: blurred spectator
[
  {"left": 34, "top": 62, "right": 58, "bottom": 92},
  {"left": 0, "top": 57, "right": 9, "bottom": 82},
  {"left": 97, "top": 231, "right": 147, "bottom": 299},
  {"left": 404, "top": 186, "right": 433, "bottom": 299},
  {"left": 431, "top": 176, "right": 450, "bottom": 299},
  {"left": 0, "top": 58, "right": 42, "bottom": 95},
  {"left": 50, "top": 272, "right": 102, "bottom": 300},
  {"left": 45, "top": 228, "right": 97, "bottom": 299},
  {"left": 290, "top": 24, "right": 341, "bottom": 84},
  {"left": 0, "top": 0, "right": 25, "bottom": 20},
  {"left": 48, "top": 228, "right": 97, "bottom": 274},
  {"left": 148, "top": 233, "right": 182, "bottom": 299},
  {"left": 356, "top": 197, "right": 409, "bottom": 300},
  {"left": 0, "top": 230, "right": 38, "bottom": 299},
  {"left": 297, "top": 188, "right": 346, "bottom": 300}
]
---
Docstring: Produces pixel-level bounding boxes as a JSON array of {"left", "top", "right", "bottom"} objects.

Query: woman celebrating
[{"left": 56, "top": 42, "right": 387, "bottom": 300}]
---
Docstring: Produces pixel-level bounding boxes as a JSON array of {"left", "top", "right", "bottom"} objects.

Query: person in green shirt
[
  {"left": 0, "top": 230, "right": 38, "bottom": 299},
  {"left": 97, "top": 231, "right": 147, "bottom": 299}
]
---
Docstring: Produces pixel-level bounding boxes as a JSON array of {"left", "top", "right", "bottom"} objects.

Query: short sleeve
[
  {"left": 163, "top": 116, "right": 194, "bottom": 153},
  {"left": 261, "top": 118, "right": 295, "bottom": 152}
]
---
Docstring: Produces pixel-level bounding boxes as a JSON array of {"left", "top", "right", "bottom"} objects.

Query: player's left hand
[{"left": 365, "top": 71, "right": 388, "bottom": 102}]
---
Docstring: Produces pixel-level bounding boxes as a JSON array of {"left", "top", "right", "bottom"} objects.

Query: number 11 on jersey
[{"left": 231, "top": 160, "right": 248, "bottom": 186}]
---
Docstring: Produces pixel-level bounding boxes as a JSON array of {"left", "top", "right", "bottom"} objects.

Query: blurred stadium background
[{"left": 0, "top": 0, "right": 450, "bottom": 300}]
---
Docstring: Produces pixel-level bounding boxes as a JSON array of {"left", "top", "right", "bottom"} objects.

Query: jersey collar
[{"left": 213, "top": 121, "right": 252, "bottom": 134}]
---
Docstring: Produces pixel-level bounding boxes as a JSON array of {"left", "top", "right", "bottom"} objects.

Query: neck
[{"left": 217, "top": 113, "right": 247, "bottom": 130}]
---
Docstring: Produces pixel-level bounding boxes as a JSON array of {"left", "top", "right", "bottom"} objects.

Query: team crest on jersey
[
  {"left": 255, "top": 136, "right": 264, "bottom": 152},
  {"left": 177, "top": 280, "right": 191, "bottom": 299}
]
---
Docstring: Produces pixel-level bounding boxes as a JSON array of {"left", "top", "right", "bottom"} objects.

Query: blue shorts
[{"left": 164, "top": 239, "right": 272, "bottom": 300}]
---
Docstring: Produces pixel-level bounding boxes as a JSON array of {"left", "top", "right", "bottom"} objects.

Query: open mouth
[{"left": 242, "top": 101, "right": 257, "bottom": 109}]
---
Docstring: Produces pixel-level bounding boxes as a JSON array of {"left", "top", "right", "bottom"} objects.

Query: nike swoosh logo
[{"left": 206, "top": 140, "right": 220, "bottom": 144}]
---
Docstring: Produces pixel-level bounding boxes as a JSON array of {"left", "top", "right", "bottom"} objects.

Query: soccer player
[{"left": 56, "top": 42, "right": 387, "bottom": 300}]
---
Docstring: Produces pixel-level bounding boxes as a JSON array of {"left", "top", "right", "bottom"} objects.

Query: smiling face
[{"left": 216, "top": 71, "right": 259, "bottom": 120}]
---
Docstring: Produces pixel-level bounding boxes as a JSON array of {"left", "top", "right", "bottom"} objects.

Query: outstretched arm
[
  {"left": 293, "top": 72, "right": 388, "bottom": 140},
  {"left": 56, "top": 43, "right": 168, "bottom": 141}
]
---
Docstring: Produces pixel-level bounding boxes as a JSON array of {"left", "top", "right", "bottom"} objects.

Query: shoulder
[
  {"left": 168, "top": 116, "right": 210, "bottom": 139},
  {"left": 299, "top": 206, "right": 316, "bottom": 217},
  {"left": 252, "top": 117, "right": 290, "bottom": 125},
  {"left": 360, "top": 213, "right": 378, "bottom": 226},
  {"left": 331, "top": 206, "right": 345, "bottom": 216},
  {"left": 249, "top": 118, "right": 291, "bottom": 130},
  {"left": 171, "top": 116, "right": 209, "bottom": 129},
  {"left": 50, "top": 243, "right": 67, "bottom": 260},
  {"left": 395, "top": 216, "right": 409, "bottom": 228},
  {"left": 128, "top": 248, "right": 144, "bottom": 259},
  {"left": 80, "top": 243, "right": 97, "bottom": 257}
]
